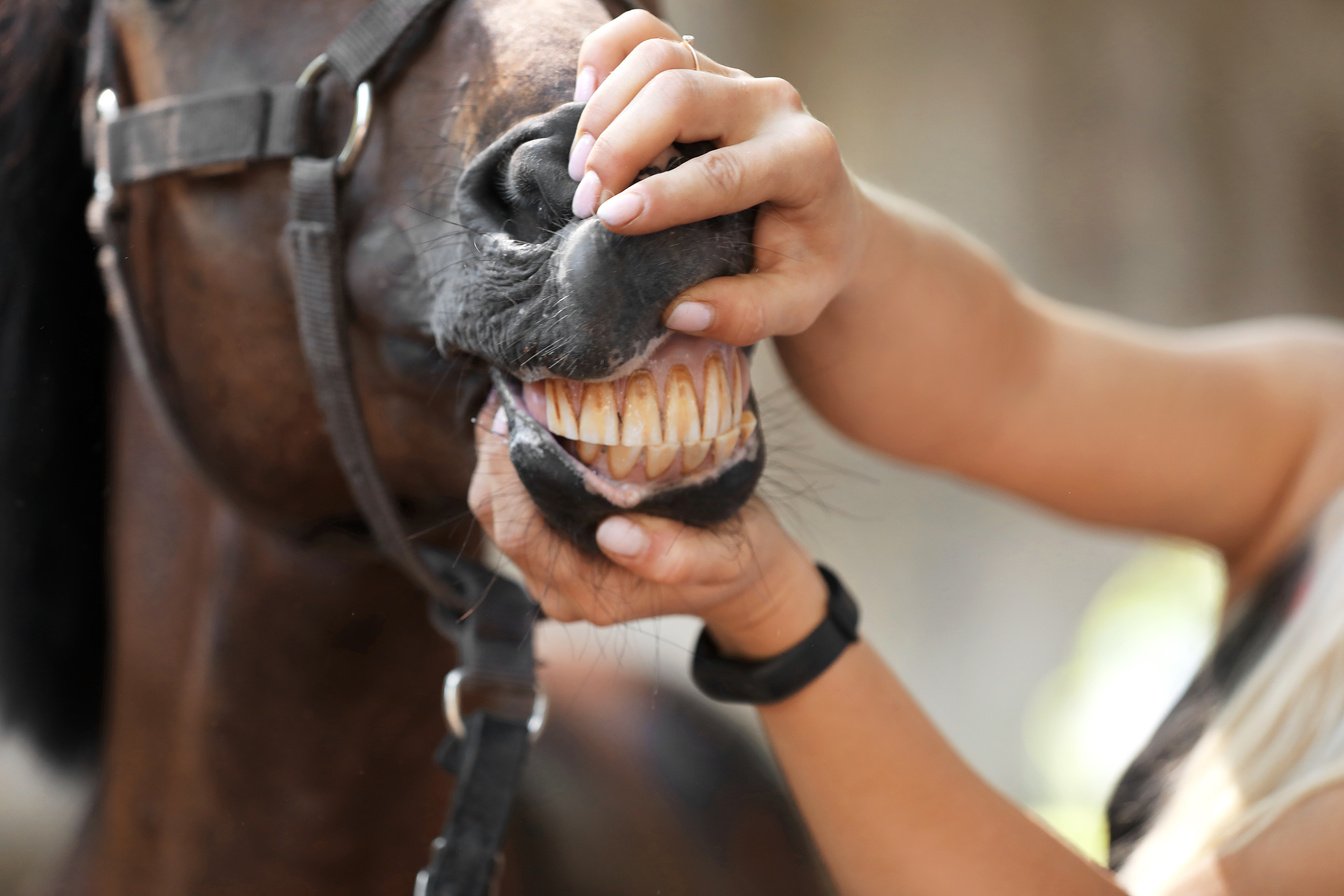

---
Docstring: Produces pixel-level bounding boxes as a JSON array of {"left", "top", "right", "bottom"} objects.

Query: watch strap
[{"left": 691, "top": 564, "right": 859, "bottom": 704}]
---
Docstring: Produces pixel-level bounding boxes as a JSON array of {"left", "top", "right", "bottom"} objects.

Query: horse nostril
[
  {"left": 499, "top": 137, "right": 577, "bottom": 242},
  {"left": 455, "top": 103, "right": 585, "bottom": 244}
]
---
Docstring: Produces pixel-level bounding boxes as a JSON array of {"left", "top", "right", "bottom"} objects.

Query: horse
[{"left": 0, "top": 0, "right": 825, "bottom": 891}]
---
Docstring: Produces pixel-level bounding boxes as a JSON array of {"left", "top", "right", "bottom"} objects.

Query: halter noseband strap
[{"left": 84, "top": 2, "right": 539, "bottom": 893}]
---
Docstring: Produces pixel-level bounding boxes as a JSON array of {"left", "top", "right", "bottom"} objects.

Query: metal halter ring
[
  {"left": 91, "top": 88, "right": 121, "bottom": 201},
  {"left": 296, "top": 53, "right": 373, "bottom": 178},
  {"left": 443, "top": 668, "right": 548, "bottom": 743}
]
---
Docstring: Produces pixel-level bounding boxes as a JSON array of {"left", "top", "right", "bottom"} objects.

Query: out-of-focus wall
[{"left": 653, "top": 0, "right": 1344, "bottom": 810}]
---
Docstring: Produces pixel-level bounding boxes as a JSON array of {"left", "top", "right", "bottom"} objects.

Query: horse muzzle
[{"left": 445, "top": 103, "right": 766, "bottom": 548}]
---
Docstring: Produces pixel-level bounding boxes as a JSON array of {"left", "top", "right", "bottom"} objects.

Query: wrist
[
  {"left": 692, "top": 564, "right": 860, "bottom": 704},
  {"left": 699, "top": 549, "right": 828, "bottom": 661}
]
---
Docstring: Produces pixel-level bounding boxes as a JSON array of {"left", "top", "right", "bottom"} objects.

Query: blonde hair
[{"left": 1118, "top": 495, "right": 1344, "bottom": 893}]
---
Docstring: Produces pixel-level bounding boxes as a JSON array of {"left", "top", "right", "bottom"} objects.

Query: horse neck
[{"left": 83, "top": 354, "right": 459, "bottom": 894}]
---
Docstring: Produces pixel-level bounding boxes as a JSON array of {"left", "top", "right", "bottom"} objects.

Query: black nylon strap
[
  {"left": 419, "top": 714, "right": 531, "bottom": 896},
  {"left": 285, "top": 157, "right": 456, "bottom": 605},
  {"left": 427, "top": 563, "right": 537, "bottom": 683},
  {"left": 89, "top": 3, "right": 542, "bottom": 892},
  {"left": 93, "top": 0, "right": 453, "bottom": 186},
  {"left": 323, "top": 0, "right": 455, "bottom": 86},
  {"left": 106, "top": 84, "right": 314, "bottom": 185}
]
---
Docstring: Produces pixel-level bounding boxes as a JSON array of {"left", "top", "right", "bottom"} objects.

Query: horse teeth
[
  {"left": 579, "top": 382, "right": 620, "bottom": 446},
  {"left": 730, "top": 353, "right": 744, "bottom": 421},
  {"left": 606, "top": 445, "right": 641, "bottom": 479},
  {"left": 738, "top": 410, "right": 757, "bottom": 441},
  {"left": 644, "top": 444, "right": 677, "bottom": 478},
  {"left": 681, "top": 440, "right": 711, "bottom": 473},
  {"left": 545, "top": 380, "right": 579, "bottom": 440},
  {"left": 664, "top": 365, "right": 701, "bottom": 445},
  {"left": 713, "top": 427, "right": 740, "bottom": 463},
  {"left": 620, "top": 371, "right": 662, "bottom": 446},
  {"left": 702, "top": 355, "right": 733, "bottom": 437},
  {"left": 576, "top": 440, "right": 602, "bottom": 465}
]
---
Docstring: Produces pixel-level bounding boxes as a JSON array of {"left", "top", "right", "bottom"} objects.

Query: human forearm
[
  {"left": 758, "top": 640, "right": 1124, "bottom": 896},
  {"left": 778, "top": 189, "right": 1344, "bottom": 585}
]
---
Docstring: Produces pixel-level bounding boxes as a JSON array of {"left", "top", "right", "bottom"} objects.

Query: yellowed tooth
[
  {"left": 644, "top": 444, "right": 677, "bottom": 478},
  {"left": 606, "top": 445, "right": 641, "bottom": 479},
  {"left": 546, "top": 380, "right": 580, "bottom": 439},
  {"left": 713, "top": 427, "right": 740, "bottom": 463},
  {"left": 730, "top": 353, "right": 744, "bottom": 421},
  {"left": 664, "top": 365, "right": 701, "bottom": 445},
  {"left": 702, "top": 355, "right": 733, "bottom": 437},
  {"left": 579, "top": 382, "right": 620, "bottom": 445},
  {"left": 681, "top": 440, "right": 711, "bottom": 473},
  {"left": 576, "top": 440, "right": 602, "bottom": 465},
  {"left": 738, "top": 410, "right": 757, "bottom": 441},
  {"left": 620, "top": 371, "right": 662, "bottom": 446}
]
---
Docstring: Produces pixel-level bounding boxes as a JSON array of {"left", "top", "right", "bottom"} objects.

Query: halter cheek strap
[{"left": 83, "top": 2, "right": 541, "bottom": 893}]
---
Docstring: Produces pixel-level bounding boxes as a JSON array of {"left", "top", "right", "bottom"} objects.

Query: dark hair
[{"left": 0, "top": 0, "right": 108, "bottom": 769}]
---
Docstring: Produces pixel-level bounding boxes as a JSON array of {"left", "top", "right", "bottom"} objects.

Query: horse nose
[{"left": 457, "top": 103, "right": 584, "bottom": 244}]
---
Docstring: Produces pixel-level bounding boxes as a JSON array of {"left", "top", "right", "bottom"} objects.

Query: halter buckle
[
  {"left": 296, "top": 53, "right": 373, "bottom": 178},
  {"left": 85, "top": 88, "right": 124, "bottom": 241},
  {"left": 443, "top": 668, "right": 548, "bottom": 743}
]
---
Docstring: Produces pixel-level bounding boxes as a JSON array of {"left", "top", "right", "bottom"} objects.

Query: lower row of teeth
[{"left": 568, "top": 411, "right": 757, "bottom": 479}]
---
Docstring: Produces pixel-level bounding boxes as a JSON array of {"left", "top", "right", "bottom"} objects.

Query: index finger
[{"left": 574, "top": 9, "right": 681, "bottom": 100}]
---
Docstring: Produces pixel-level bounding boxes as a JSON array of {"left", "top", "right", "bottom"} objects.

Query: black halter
[{"left": 83, "top": 2, "right": 545, "bottom": 893}]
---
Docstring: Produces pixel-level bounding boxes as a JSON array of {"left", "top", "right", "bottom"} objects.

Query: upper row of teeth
[{"left": 543, "top": 354, "right": 746, "bottom": 448}]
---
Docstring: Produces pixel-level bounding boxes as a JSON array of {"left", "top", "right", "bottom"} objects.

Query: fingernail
[
  {"left": 572, "top": 169, "right": 601, "bottom": 218},
  {"left": 596, "top": 517, "right": 649, "bottom": 558},
  {"left": 568, "top": 132, "right": 594, "bottom": 182},
  {"left": 574, "top": 66, "right": 597, "bottom": 103},
  {"left": 596, "top": 191, "right": 643, "bottom": 228},
  {"left": 664, "top": 301, "right": 713, "bottom": 333},
  {"left": 490, "top": 406, "right": 509, "bottom": 436}
]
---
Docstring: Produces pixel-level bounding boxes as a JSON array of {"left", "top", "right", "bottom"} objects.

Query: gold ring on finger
[{"left": 681, "top": 35, "right": 701, "bottom": 73}]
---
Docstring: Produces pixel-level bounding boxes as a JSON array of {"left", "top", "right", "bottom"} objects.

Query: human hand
[
  {"left": 468, "top": 404, "right": 827, "bottom": 659},
  {"left": 568, "top": 10, "right": 872, "bottom": 347}
]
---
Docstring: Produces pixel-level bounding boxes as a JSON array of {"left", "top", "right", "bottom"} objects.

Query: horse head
[
  {"left": 0, "top": 3, "right": 823, "bottom": 891},
  {"left": 103, "top": 0, "right": 764, "bottom": 552}
]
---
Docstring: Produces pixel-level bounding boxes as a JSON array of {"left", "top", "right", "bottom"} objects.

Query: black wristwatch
[{"left": 691, "top": 564, "right": 860, "bottom": 704}]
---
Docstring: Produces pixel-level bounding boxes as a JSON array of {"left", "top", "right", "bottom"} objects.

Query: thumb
[
  {"left": 595, "top": 514, "right": 747, "bottom": 586},
  {"left": 663, "top": 269, "right": 827, "bottom": 346}
]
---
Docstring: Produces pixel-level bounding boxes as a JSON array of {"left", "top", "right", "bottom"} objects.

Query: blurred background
[
  {"left": 637, "top": 0, "right": 1342, "bottom": 860},
  {"left": 4, "top": 0, "right": 1341, "bottom": 889}
]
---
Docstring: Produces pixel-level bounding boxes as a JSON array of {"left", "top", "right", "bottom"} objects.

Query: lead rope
[{"left": 84, "top": 1, "right": 544, "bottom": 893}]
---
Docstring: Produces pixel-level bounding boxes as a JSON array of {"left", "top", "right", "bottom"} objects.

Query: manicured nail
[
  {"left": 568, "top": 132, "right": 594, "bottom": 182},
  {"left": 572, "top": 169, "right": 601, "bottom": 218},
  {"left": 664, "top": 301, "right": 713, "bottom": 333},
  {"left": 596, "top": 517, "right": 649, "bottom": 558},
  {"left": 596, "top": 191, "right": 643, "bottom": 228},
  {"left": 490, "top": 406, "right": 509, "bottom": 436},
  {"left": 574, "top": 66, "right": 598, "bottom": 103}
]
